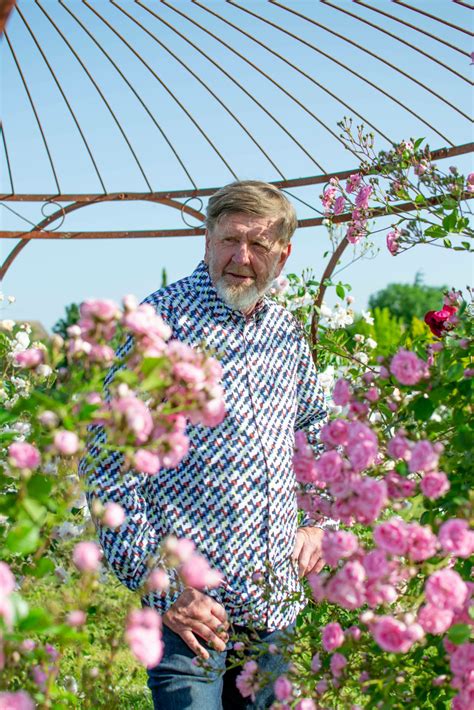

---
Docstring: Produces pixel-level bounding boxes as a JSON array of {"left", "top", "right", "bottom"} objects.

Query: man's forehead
[{"left": 216, "top": 212, "right": 280, "bottom": 238}]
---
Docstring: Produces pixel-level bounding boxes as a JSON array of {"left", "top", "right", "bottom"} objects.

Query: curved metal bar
[
  {"left": 16, "top": 4, "right": 107, "bottom": 193},
  {"left": 230, "top": 1, "right": 454, "bottom": 147},
  {"left": 353, "top": 0, "right": 472, "bottom": 60},
  {"left": 452, "top": 0, "right": 474, "bottom": 9},
  {"left": 340, "top": 0, "right": 472, "bottom": 85},
  {"left": 62, "top": 1, "right": 197, "bottom": 191},
  {"left": 152, "top": 0, "right": 391, "bottom": 148},
  {"left": 2, "top": 141, "right": 473, "bottom": 202},
  {"left": 270, "top": 1, "right": 471, "bottom": 123},
  {"left": 133, "top": 1, "right": 286, "bottom": 179},
  {"left": 4, "top": 31, "right": 61, "bottom": 192},
  {"left": 0, "top": 123, "right": 14, "bottom": 194},
  {"left": 393, "top": 0, "right": 474, "bottom": 38},
  {"left": 35, "top": 0, "right": 153, "bottom": 192},
  {"left": 86, "top": 0, "right": 238, "bottom": 181},
  {"left": 0, "top": 0, "right": 17, "bottom": 37}
]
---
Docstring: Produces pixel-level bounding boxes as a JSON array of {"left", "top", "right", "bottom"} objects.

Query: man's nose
[{"left": 232, "top": 242, "right": 251, "bottom": 265}]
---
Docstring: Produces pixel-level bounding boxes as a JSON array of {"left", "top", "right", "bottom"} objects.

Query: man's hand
[
  {"left": 292, "top": 526, "right": 325, "bottom": 577},
  {"left": 163, "top": 588, "right": 229, "bottom": 660}
]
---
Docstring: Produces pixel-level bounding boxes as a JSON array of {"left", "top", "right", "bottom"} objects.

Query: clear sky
[{"left": 1, "top": 0, "right": 472, "bottom": 330}]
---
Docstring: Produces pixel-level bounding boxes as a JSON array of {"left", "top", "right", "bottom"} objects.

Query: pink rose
[
  {"left": 346, "top": 173, "right": 362, "bottom": 193},
  {"left": 385, "top": 470, "right": 416, "bottom": 499},
  {"left": 80, "top": 298, "right": 119, "bottom": 322},
  {"left": 374, "top": 519, "right": 408, "bottom": 556},
  {"left": 333, "top": 379, "right": 351, "bottom": 407},
  {"left": 311, "top": 652, "right": 321, "bottom": 672},
  {"left": 134, "top": 449, "right": 161, "bottom": 476},
  {"left": 330, "top": 652, "right": 347, "bottom": 677},
  {"left": 425, "top": 569, "right": 468, "bottom": 610},
  {"left": 173, "top": 361, "right": 205, "bottom": 385},
  {"left": 372, "top": 616, "right": 417, "bottom": 654},
  {"left": 387, "top": 432, "right": 411, "bottom": 461},
  {"left": 111, "top": 395, "right": 154, "bottom": 445},
  {"left": 180, "top": 554, "right": 222, "bottom": 589},
  {"left": 406, "top": 523, "right": 438, "bottom": 562},
  {"left": 390, "top": 349, "right": 427, "bottom": 385},
  {"left": 295, "top": 700, "right": 316, "bottom": 710},
  {"left": 409, "top": 440, "right": 439, "bottom": 473},
  {"left": 13, "top": 348, "right": 44, "bottom": 368},
  {"left": 322, "top": 530, "right": 358, "bottom": 567},
  {"left": 386, "top": 230, "right": 400, "bottom": 256},
  {"left": 315, "top": 450, "right": 343, "bottom": 483},
  {"left": 199, "top": 397, "right": 226, "bottom": 427},
  {"left": 420, "top": 471, "right": 450, "bottom": 499},
  {"left": 363, "top": 549, "right": 388, "bottom": 580},
  {"left": 438, "top": 519, "right": 474, "bottom": 559},
  {"left": 347, "top": 439, "right": 378, "bottom": 472},
  {"left": 126, "top": 607, "right": 163, "bottom": 669},
  {"left": 0, "top": 562, "right": 15, "bottom": 597},
  {"left": 102, "top": 502, "right": 126, "bottom": 528},
  {"left": 66, "top": 610, "right": 86, "bottom": 627},
  {"left": 326, "top": 561, "right": 366, "bottom": 609},
  {"left": 0, "top": 691, "right": 35, "bottom": 710},
  {"left": 449, "top": 642, "right": 474, "bottom": 679},
  {"left": 352, "top": 478, "right": 387, "bottom": 524},
  {"left": 146, "top": 568, "right": 170, "bottom": 592},
  {"left": 322, "top": 622, "right": 345, "bottom": 652},
  {"left": 418, "top": 604, "right": 453, "bottom": 635},
  {"left": 320, "top": 419, "right": 349, "bottom": 448},
  {"left": 424, "top": 305, "right": 458, "bottom": 338},
  {"left": 8, "top": 442, "right": 41, "bottom": 470},
  {"left": 72, "top": 541, "right": 102, "bottom": 573},
  {"left": 54, "top": 431, "right": 80, "bottom": 456},
  {"left": 274, "top": 676, "right": 293, "bottom": 702},
  {"left": 355, "top": 184, "right": 373, "bottom": 209},
  {"left": 333, "top": 195, "right": 346, "bottom": 215}
]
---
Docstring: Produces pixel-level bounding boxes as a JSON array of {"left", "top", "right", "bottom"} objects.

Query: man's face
[{"left": 205, "top": 212, "right": 291, "bottom": 313}]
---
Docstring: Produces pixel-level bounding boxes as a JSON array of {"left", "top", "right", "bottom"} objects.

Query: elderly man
[{"left": 82, "top": 181, "right": 328, "bottom": 709}]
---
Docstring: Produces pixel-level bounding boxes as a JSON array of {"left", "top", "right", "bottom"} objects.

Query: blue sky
[{"left": 1, "top": 0, "right": 472, "bottom": 330}]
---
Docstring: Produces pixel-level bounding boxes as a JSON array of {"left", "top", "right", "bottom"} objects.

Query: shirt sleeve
[{"left": 294, "top": 333, "right": 337, "bottom": 530}]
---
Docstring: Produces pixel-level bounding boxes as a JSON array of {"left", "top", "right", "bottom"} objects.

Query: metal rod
[
  {"left": 17, "top": 4, "right": 107, "bottom": 193},
  {"left": 344, "top": 0, "right": 472, "bottom": 85},
  {"left": 272, "top": 0, "right": 471, "bottom": 123},
  {"left": 0, "top": 123, "right": 14, "bottom": 194},
  {"left": 4, "top": 31, "right": 61, "bottom": 192},
  {"left": 35, "top": 0, "right": 153, "bottom": 192},
  {"left": 130, "top": 1, "right": 286, "bottom": 179},
  {"left": 393, "top": 1, "right": 474, "bottom": 38},
  {"left": 2, "top": 141, "right": 472, "bottom": 202},
  {"left": 70, "top": 0, "right": 197, "bottom": 190}
]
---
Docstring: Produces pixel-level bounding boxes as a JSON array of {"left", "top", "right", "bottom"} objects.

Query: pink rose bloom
[
  {"left": 346, "top": 173, "right": 362, "bottom": 193},
  {"left": 333, "top": 196, "right": 345, "bottom": 215},
  {"left": 295, "top": 700, "right": 316, "bottom": 710},
  {"left": 333, "top": 379, "right": 351, "bottom": 406},
  {"left": 311, "top": 652, "right": 321, "bottom": 672},
  {"left": 54, "top": 430, "right": 80, "bottom": 456},
  {"left": 425, "top": 569, "right": 468, "bottom": 610},
  {"left": 372, "top": 616, "right": 416, "bottom": 653},
  {"left": 89, "top": 344, "right": 115, "bottom": 364},
  {"left": 126, "top": 607, "right": 163, "bottom": 669},
  {"left": 274, "top": 676, "right": 293, "bottom": 702},
  {"left": 322, "top": 622, "right": 345, "bottom": 652},
  {"left": 134, "top": 449, "right": 161, "bottom": 475},
  {"left": 439, "top": 519, "right": 474, "bottom": 558},
  {"left": 420, "top": 471, "right": 450, "bottom": 499},
  {"left": 236, "top": 660, "right": 260, "bottom": 701},
  {"left": 200, "top": 397, "right": 226, "bottom": 427},
  {"left": 387, "top": 432, "right": 411, "bottom": 461},
  {"left": 406, "top": 523, "right": 438, "bottom": 562},
  {"left": 66, "top": 610, "right": 86, "bottom": 627},
  {"left": 347, "top": 625, "right": 361, "bottom": 641},
  {"left": 112, "top": 395, "right": 153, "bottom": 445},
  {"left": 80, "top": 298, "right": 119, "bottom": 322},
  {"left": 374, "top": 519, "right": 408, "bottom": 556},
  {"left": 72, "top": 541, "right": 102, "bottom": 572},
  {"left": 8, "top": 442, "right": 41, "bottom": 470},
  {"left": 0, "top": 691, "right": 35, "bottom": 710},
  {"left": 308, "top": 572, "right": 326, "bottom": 602},
  {"left": 418, "top": 604, "right": 453, "bottom": 635},
  {"left": 322, "top": 530, "right": 358, "bottom": 567},
  {"left": 409, "top": 440, "right": 439, "bottom": 473},
  {"left": 330, "top": 652, "right": 347, "bottom": 677},
  {"left": 390, "top": 348, "right": 427, "bottom": 385},
  {"left": 363, "top": 549, "right": 388, "bottom": 580},
  {"left": 347, "top": 439, "right": 378, "bottom": 472},
  {"left": 102, "top": 502, "right": 126, "bottom": 528},
  {"left": 386, "top": 230, "right": 400, "bottom": 255},
  {"left": 13, "top": 348, "right": 44, "bottom": 368},
  {"left": 0, "top": 562, "right": 15, "bottom": 597},
  {"left": 316, "top": 680, "right": 328, "bottom": 693},
  {"left": 293, "top": 431, "right": 319, "bottom": 484},
  {"left": 352, "top": 478, "right": 387, "bottom": 524},
  {"left": 161, "top": 433, "right": 190, "bottom": 468},
  {"left": 355, "top": 184, "right": 373, "bottom": 209},
  {"left": 146, "top": 568, "right": 170, "bottom": 592},
  {"left": 173, "top": 361, "right": 205, "bottom": 385},
  {"left": 320, "top": 419, "right": 349, "bottom": 448},
  {"left": 180, "top": 554, "right": 222, "bottom": 589},
  {"left": 385, "top": 470, "right": 416, "bottom": 499},
  {"left": 326, "top": 561, "right": 366, "bottom": 609},
  {"left": 315, "top": 450, "right": 343, "bottom": 483},
  {"left": 449, "top": 642, "right": 474, "bottom": 679}
]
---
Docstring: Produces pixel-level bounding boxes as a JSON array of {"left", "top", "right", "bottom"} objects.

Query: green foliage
[
  {"left": 52, "top": 303, "right": 80, "bottom": 341},
  {"left": 368, "top": 276, "right": 448, "bottom": 325}
]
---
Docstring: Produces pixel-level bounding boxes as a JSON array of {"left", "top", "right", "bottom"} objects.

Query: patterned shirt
[{"left": 79, "top": 261, "right": 328, "bottom": 630}]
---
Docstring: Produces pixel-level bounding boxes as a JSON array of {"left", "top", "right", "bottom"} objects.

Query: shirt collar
[{"left": 189, "top": 261, "right": 271, "bottom": 323}]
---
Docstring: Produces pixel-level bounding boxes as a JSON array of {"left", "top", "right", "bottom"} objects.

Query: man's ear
[{"left": 275, "top": 242, "right": 292, "bottom": 277}]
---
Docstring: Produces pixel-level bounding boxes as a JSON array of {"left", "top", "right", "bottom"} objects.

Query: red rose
[{"left": 424, "top": 305, "right": 457, "bottom": 337}]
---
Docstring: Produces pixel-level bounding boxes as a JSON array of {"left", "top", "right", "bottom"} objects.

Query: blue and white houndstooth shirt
[{"left": 79, "top": 261, "right": 328, "bottom": 630}]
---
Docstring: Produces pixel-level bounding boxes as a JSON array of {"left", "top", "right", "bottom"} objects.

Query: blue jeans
[{"left": 146, "top": 623, "right": 293, "bottom": 709}]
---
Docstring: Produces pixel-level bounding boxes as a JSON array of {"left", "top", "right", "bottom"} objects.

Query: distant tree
[
  {"left": 52, "top": 303, "right": 80, "bottom": 341},
  {"left": 368, "top": 272, "right": 447, "bottom": 325}
]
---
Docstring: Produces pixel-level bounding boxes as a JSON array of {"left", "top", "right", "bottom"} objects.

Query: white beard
[{"left": 214, "top": 278, "right": 263, "bottom": 312}]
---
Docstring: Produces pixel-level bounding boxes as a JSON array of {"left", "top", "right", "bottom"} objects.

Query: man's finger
[
  {"left": 190, "top": 621, "right": 227, "bottom": 653},
  {"left": 291, "top": 532, "right": 304, "bottom": 562},
  {"left": 208, "top": 599, "right": 228, "bottom": 625},
  {"left": 180, "top": 629, "right": 210, "bottom": 660}
]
